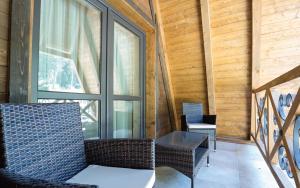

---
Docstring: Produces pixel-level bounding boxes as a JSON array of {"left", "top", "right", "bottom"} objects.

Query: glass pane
[
  {"left": 39, "top": 0, "right": 101, "bottom": 94},
  {"left": 113, "top": 22, "right": 140, "bottom": 96},
  {"left": 113, "top": 101, "right": 140, "bottom": 138},
  {"left": 38, "top": 99, "right": 100, "bottom": 139}
]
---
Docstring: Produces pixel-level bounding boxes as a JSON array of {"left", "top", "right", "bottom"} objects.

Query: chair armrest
[
  {"left": 181, "top": 115, "right": 188, "bottom": 131},
  {"left": 0, "top": 169, "right": 96, "bottom": 188},
  {"left": 203, "top": 115, "right": 217, "bottom": 125},
  {"left": 84, "top": 139, "right": 154, "bottom": 170}
]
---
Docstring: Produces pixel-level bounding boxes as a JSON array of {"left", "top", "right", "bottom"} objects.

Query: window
[
  {"left": 33, "top": 0, "right": 145, "bottom": 139},
  {"left": 107, "top": 15, "right": 145, "bottom": 139}
]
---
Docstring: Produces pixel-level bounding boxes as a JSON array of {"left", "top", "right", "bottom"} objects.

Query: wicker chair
[
  {"left": 0, "top": 103, "right": 155, "bottom": 188},
  {"left": 181, "top": 103, "right": 217, "bottom": 151}
]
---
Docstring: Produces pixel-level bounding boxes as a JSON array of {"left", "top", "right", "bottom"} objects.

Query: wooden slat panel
[
  {"left": 0, "top": 38, "right": 8, "bottom": 61},
  {"left": 0, "top": 0, "right": 10, "bottom": 15},
  {"left": 260, "top": 0, "right": 300, "bottom": 85},
  {"left": 0, "top": 65, "right": 8, "bottom": 93},
  {"left": 153, "top": 0, "right": 179, "bottom": 131},
  {"left": 159, "top": 0, "right": 208, "bottom": 128},
  {"left": 0, "top": 0, "right": 10, "bottom": 99},
  {"left": 0, "top": 92, "right": 8, "bottom": 102},
  {"left": 210, "top": 0, "right": 252, "bottom": 139}
]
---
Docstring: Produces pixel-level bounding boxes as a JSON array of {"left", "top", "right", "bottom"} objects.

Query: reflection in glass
[
  {"left": 113, "top": 101, "right": 140, "bottom": 138},
  {"left": 38, "top": 99, "right": 99, "bottom": 139},
  {"left": 39, "top": 0, "right": 101, "bottom": 94},
  {"left": 113, "top": 22, "right": 140, "bottom": 96}
]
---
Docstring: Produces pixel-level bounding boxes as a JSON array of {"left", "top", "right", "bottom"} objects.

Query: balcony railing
[{"left": 251, "top": 65, "right": 300, "bottom": 187}]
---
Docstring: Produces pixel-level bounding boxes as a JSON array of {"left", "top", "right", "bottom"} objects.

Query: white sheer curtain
[
  {"left": 112, "top": 22, "right": 141, "bottom": 138},
  {"left": 113, "top": 22, "right": 140, "bottom": 96},
  {"left": 39, "top": 0, "right": 101, "bottom": 94}
]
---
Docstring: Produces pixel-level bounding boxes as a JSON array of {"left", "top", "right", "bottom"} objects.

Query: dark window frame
[{"left": 31, "top": 0, "right": 146, "bottom": 139}]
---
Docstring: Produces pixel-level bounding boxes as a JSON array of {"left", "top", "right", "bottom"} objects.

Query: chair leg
[
  {"left": 191, "top": 176, "right": 194, "bottom": 188},
  {"left": 207, "top": 155, "right": 210, "bottom": 167},
  {"left": 214, "top": 129, "right": 216, "bottom": 151}
]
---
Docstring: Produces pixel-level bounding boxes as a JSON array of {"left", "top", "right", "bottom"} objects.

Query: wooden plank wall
[
  {"left": 0, "top": 0, "right": 10, "bottom": 103},
  {"left": 127, "top": 0, "right": 175, "bottom": 138},
  {"left": 260, "top": 0, "right": 300, "bottom": 85},
  {"left": 159, "top": 0, "right": 209, "bottom": 127},
  {"left": 210, "top": 0, "right": 252, "bottom": 139}
]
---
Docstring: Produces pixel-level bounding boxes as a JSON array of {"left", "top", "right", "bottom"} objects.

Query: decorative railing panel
[{"left": 252, "top": 66, "right": 300, "bottom": 187}]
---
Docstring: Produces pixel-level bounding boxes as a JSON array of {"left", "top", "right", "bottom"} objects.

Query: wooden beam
[
  {"left": 268, "top": 89, "right": 300, "bottom": 187},
  {"left": 153, "top": 0, "right": 179, "bottom": 131},
  {"left": 251, "top": 133, "right": 284, "bottom": 188},
  {"left": 269, "top": 88, "right": 300, "bottom": 161},
  {"left": 251, "top": 0, "right": 262, "bottom": 139},
  {"left": 200, "top": 0, "right": 216, "bottom": 115}
]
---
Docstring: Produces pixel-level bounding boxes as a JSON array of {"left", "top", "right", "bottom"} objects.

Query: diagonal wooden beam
[
  {"left": 282, "top": 129, "right": 300, "bottom": 186},
  {"left": 251, "top": 133, "right": 284, "bottom": 188},
  {"left": 268, "top": 89, "right": 283, "bottom": 129},
  {"left": 267, "top": 96, "right": 270, "bottom": 156},
  {"left": 269, "top": 88, "right": 300, "bottom": 160},
  {"left": 200, "top": 0, "right": 216, "bottom": 115},
  {"left": 268, "top": 89, "right": 300, "bottom": 186},
  {"left": 153, "top": 0, "right": 179, "bottom": 130},
  {"left": 254, "top": 91, "right": 268, "bottom": 154},
  {"left": 255, "top": 91, "right": 267, "bottom": 140},
  {"left": 254, "top": 94, "right": 261, "bottom": 137},
  {"left": 255, "top": 95, "right": 261, "bottom": 139},
  {"left": 279, "top": 88, "right": 300, "bottom": 136}
]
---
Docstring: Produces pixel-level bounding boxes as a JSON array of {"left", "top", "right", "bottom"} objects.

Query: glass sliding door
[
  {"left": 36, "top": 0, "right": 107, "bottom": 139},
  {"left": 108, "top": 12, "right": 145, "bottom": 138},
  {"left": 113, "top": 101, "right": 140, "bottom": 138}
]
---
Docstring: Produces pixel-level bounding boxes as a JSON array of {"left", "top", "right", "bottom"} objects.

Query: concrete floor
[{"left": 155, "top": 141, "right": 279, "bottom": 188}]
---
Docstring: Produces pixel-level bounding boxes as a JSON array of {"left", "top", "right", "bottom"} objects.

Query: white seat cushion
[
  {"left": 187, "top": 123, "right": 216, "bottom": 129},
  {"left": 66, "top": 165, "right": 155, "bottom": 188}
]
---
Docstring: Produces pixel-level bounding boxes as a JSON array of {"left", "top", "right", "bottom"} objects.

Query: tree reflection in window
[{"left": 39, "top": 52, "right": 84, "bottom": 93}]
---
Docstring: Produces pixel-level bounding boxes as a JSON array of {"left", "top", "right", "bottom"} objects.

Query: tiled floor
[{"left": 155, "top": 141, "right": 279, "bottom": 188}]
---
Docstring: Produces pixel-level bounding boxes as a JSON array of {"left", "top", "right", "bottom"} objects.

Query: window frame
[
  {"left": 31, "top": 0, "right": 146, "bottom": 139},
  {"left": 107, "top": 9, "right": 146, "bottom": 138}
]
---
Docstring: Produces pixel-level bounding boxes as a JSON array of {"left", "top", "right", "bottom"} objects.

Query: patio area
[{"left": 156, "top": 141, "right": 278, "bottom": 188}]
